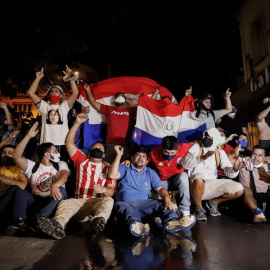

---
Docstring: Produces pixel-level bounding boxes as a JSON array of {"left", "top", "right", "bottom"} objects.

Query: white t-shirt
[
  {"left": 38, "top": 100, "right": 70, "bottom": 145},
  {"left": 24, "top": 159, "right": 69, "bottom": 197}
]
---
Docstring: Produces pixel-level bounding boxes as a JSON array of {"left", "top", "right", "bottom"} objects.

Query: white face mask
[
  {"left": 254, "top": 162, "right": 264, "bottom": 168},
  {"left": 219, "top": 136, "right": 226, "bottom": 145},
  {"left": 228, "top": 113, "right": 236, "bottom": 118},
  {"left": 49, "top": 153, "right": 61, "bottom": 163},
  {"left": 115, "top": 96, "right": 125, "bottom": 103}
]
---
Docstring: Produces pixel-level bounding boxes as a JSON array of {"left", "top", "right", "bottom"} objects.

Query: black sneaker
[
  {"left": 85, "top": 217, "right": 106, "bottom": 239},
  {"left": 6, "top": 218, "right": 29, "bottom": 235}
]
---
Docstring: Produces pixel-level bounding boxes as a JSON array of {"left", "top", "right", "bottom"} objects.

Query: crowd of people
[{"left": 0, "top": 66, "right": 270, "bottom": 243}]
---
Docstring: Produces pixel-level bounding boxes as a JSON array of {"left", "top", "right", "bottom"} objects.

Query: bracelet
[{"left": 34, "top": 100, "right": 41, "bottom": 106}]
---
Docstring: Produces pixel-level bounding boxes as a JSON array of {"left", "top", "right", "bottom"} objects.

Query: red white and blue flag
[
  {"left": 131, "top": 94, "right": 207, "bottom": 149},
  {"left": 75, "top": 76, "right": 176, "bottom": 149}
]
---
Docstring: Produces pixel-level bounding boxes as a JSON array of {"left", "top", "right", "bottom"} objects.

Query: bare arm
[
  {"left": 13, "top": 122, "right": 39, "bottom": 171},
  {"left": 221, "top": 88, "right": 232, "bottom": 116},
  {"left": 65, "top": 112, "right": 89, "bottom": 157},
  {"left": 50, "top": 168, "right": 69, "bottom": 200},
  {"left": 0, "top": 173, "right": 28, "bottom": 190},
  {"left": 151, "top": 88, "right": 159, "bottom": 99},
  {"left": 83, "top": 83, "right": 101, "bottom": 112},
  {"left": 107, "top": 145, "right": 123, "bottom": 180},
  {"left": 63, "top": 65, "right": 79, "bottom": 109},
  {"left": 256, "top": 99, "right": 270, "bottom": 122},
  {"left": 27, "top": 68, "right": 44, "bottom": 109},
  {"left": 0, "top": 102, "right": 13, "bottom": 126}
]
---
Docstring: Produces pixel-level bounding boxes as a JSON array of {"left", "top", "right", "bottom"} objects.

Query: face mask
[
  {"left": 89, "top": 148, "right": 104, "bottom": 159},
  {"left": 1, "top": 156, "right": 16, "bottom": 167},
  {"left": 49, "top": 153, "right": 61, "bottom": 163},
  {"left": 228, "top": 113, "right": 236, "bottom": 118},
  {"left": 202, "top": 137, "right": 213, "bottom": 148},
  {"left": 115, "top": 96, "right": 126, "bottom": 103},
  {"left": 49, "top": 96, "right": 62, "bottom": 104},
  {"left": 219, "top": 136, "right": 226, "bottom": 145},
  {"left": 162, "top": 154, "right": 176, "bottom": 161},
  {"left": 238, "top": 139, "right": 248, "bottom": 148},
  {"left": 7, "top": 126, "right": 13, "bottom": 131}
]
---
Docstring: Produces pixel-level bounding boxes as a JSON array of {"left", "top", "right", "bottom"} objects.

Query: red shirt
[
  {"left": 218, "top": 143, "right": 234, "bottom": 175},
  {"left": 150, "top": 143, "right": 193, "bottom": 181},
  {"left": 71, "top": 149, "right": 115, "bottom": 199},
  {"left": 100, "top": 104, "right": 137, "bottom": 145}
]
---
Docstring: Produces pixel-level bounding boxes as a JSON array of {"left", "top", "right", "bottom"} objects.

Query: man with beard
[
  {"left": 181, "top": 127, "right": 244, "bottom": 221},
  {"left": 195, "top": 88, "right": 232, "bottom": 129},
  {"left": 0, "top": 145, "right": 28, "bottom": 226},
  {"left": 255, "top": 97, "right": 270, "bottom": 155},
  {"left": 10, "top": 122, "right": 69, "bottom": 234},
  {"left": 37, "top": 113, "right": 116, "bottom": 240},
  {"left": 108, "top": 145, "right": 196, "bottom": 238}
]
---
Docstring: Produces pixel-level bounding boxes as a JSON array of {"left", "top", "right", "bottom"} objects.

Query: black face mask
[
  {"left": 89, "top": 149, "right": 104, "bottom": 159},
  {"left": 162, "top": 153, "right": 176, "bottom": 161},
  {"left": 202, "top": 137, "right": 213, "bottom": 148},
  {"left": 1, "top": 156, "right": 16, "bottom": 167}
]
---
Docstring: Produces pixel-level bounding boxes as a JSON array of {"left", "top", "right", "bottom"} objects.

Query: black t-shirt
[{"left": 219, "top": 116, "right": 245, "bottom": 136}]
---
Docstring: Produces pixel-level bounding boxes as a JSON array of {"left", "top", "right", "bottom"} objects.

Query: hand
[
  {"left": 27, "top": 122, "right": 39, "bottom": 138},
  {"left": 83, "top": 83, "right": 91, "bottom": 92},
  {"left": 227, "top": 134, "right": 237, "bottom": 142},
  {"left": 121, "top": 160, "right": 130, "bottom": 167},
  {"left": 224, "top": 88, "right": 232, "bottom": 98},
  {"left": 185, "top": 86, "right": 192, "bottom": 96},
  {"left": 114, "top": 145, "right": 124, "bottom": 156},
  {"left": 233, "top": 158, "right": 244, "bottom": 171},
  {"left": 36, "top": 68, "right": 44, "bottom": 80},
  {"left": 0, "top": 101, "right": 7, "bottom": 108},
  {"left": 76, "top": 113, "right": 88, "bottom": 124},
  {"left": 10, "top": 130, "right": 19, "bottom": 138},
  {"left": 83, "top": 106, "right": 90, "bottom": 114},
  {"left": 50, "top": 183, "right": 63, "bottom": 200},
  {"left": 93, "top": 184, "right": 104, "bottom": 193},
  {"left": 63, "top": 65, "right": 73, "bottom": 75},
  {"left": 163, "top": 197, "right": 176, "bottom": 212},
  {"left": 263, "top": 97, "right": 270, "bottom": 104}
]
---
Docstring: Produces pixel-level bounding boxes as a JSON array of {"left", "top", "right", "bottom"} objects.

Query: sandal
[{"left": 37, "top": 217, "right": 65, "bottom": 240}]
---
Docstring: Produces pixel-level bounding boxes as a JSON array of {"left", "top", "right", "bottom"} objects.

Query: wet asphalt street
[{"left": 1, "top": 204, "right": 270, "bottom": 270}]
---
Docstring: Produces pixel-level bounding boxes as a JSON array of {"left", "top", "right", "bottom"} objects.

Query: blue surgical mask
[{"left": 238, "top": 139, "right": 248, "bottom": 148}]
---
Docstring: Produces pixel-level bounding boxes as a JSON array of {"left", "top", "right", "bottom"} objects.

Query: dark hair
[
  {"left": 91, "top": 141, "right": 106, "bottom": 152},
  {"left": 253, "top": 145, "right": 266, "bottom": 155},
  {"left": 131, "top": 146, "right": 150, "bottom": 159},
  {"left": 37, "top": 143, "right": 54, "bottom": 161},
  {"left": 238, "top": 133, "right": 248, "bottom": 139},
  {"left": 0, "top": 144, "right": 16, "bottom": 156},
  {"left": 46, "top": 109, "right": 63, "bottom": 124},
  {"left": 162, "top": 136, "right": 179, "bottom": 150}
]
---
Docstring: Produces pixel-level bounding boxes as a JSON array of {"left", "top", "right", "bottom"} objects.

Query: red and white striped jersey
[{"left": 71, "top": 149, "right": 116, "bottom": 199}]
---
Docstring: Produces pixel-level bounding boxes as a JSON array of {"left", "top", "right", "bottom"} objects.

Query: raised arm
[
  {"left": 221, "top": 88, "right": 232, "bottom": 116},
  {"left": 0, "top": 102, "right": 13, "bottom": 126},
  {"left": 27, "top": 68, "right": 44, "bottom": 109},
  {"left": 12, "top": 122, "right": 39, "bottom": 171},
  {"left": 83, "top": 83, "right": 101, "bottom": 112},
  {"left": 107, "top": 145, "right": 123, "bottom": 180},
  {"left": 65, "top": 112, "right": 89, "bottom": 157},
  {"left": 151, "top": 88, "right": 160, "bottom": 99},
  {"left": 63, "top": 65, "right": 79, "bottom": 109},
  {"left": 256, "top": 98, "right": 270, "bottom": 122}
]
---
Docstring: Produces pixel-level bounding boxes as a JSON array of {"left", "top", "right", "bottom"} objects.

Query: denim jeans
[
  {"left": 12, "top": 187, "right": 67, "bottom": 221},
  {"left": 113, "top": 199, "right": 179, "bottom": 226},
  {"left": 0, "top": 185, "right": 21, "bottom": 216},
  {"left": 162, "top": 172, "right": 191, "bottom": 212}
]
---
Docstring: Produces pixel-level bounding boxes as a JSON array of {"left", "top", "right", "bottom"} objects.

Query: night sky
[{"left": 0, "top": 0, "right": 243, "bottom": 106}]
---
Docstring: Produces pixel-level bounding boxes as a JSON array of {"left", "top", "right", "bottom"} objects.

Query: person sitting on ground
[
  {"left": 10, "top": 122, "right": 69, "bottom": 234},
  {"left": 194, "top": 88, "right": 232, "bottom": 129},
  {"left": 37, "top": 112, "right": 116, "bottom": 240},
  {"left": 149, "top": 135, "right": 194, "bottom": 220},
  {"left": 0, "top": 145, "right": 28, "bottom": 227},
  {"left": 255, "top": 97, "right": 270, "bottom": 155},
  {"left": 238, "top": 145, "right": 270, "bottom": 223},
  {"left": 181, "top": 127, "right": 244, "bottom": 221},
  {"left": 108, "top": 145, "right": 196, "bottom": 238},
  {"left": 27, "top": 65, "right": 79, "bottom": 161}
]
